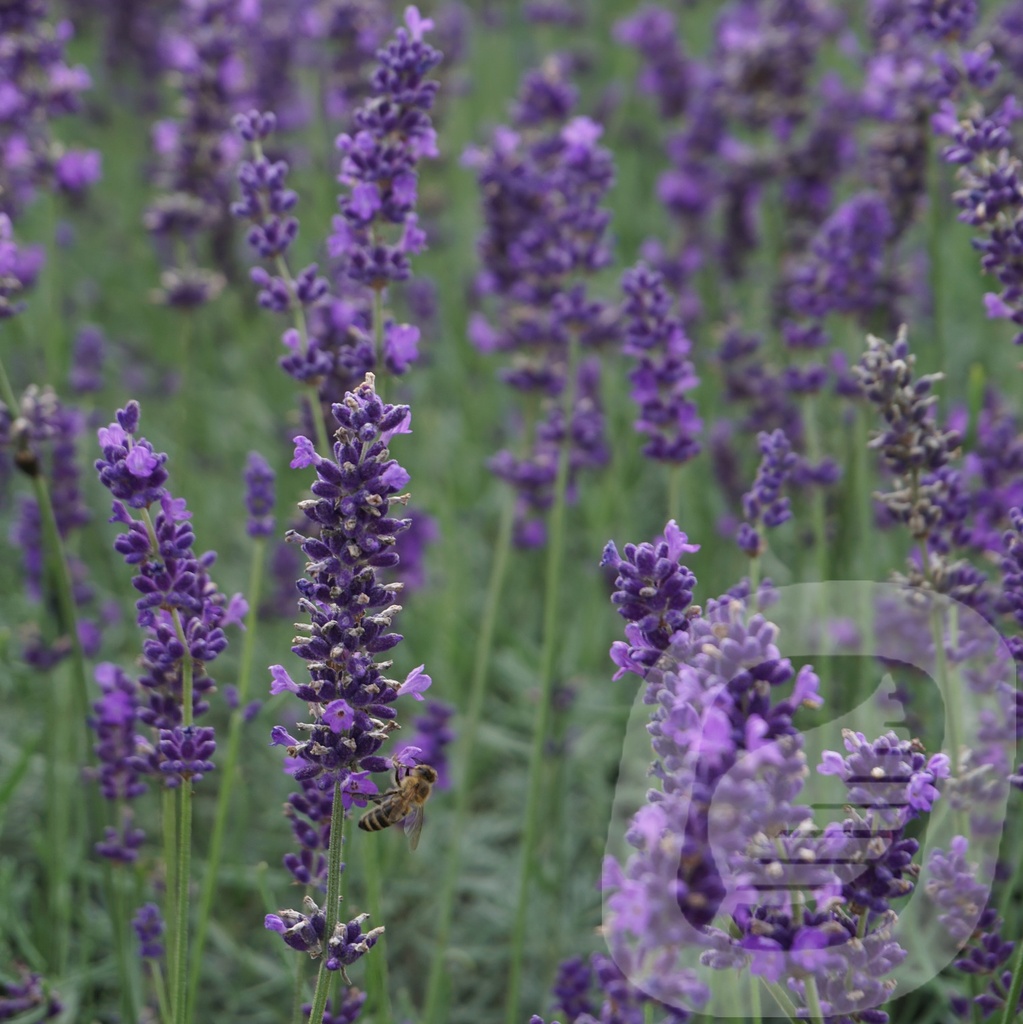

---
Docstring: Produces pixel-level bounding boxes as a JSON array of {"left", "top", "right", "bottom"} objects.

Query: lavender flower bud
[
  {"left": 132, "top": 903, "right": 165, "bottom": 960},
  {"left": 244, "top": 450, "right": 276, "bottom": 538}
]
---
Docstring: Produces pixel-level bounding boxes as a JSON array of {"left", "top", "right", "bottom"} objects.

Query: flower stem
[
  {"left": 186, "top": 537, "right": 266, "bottom": 1021},
  {"left": 307, "top": 780, "right": 346, "bottom": 1024},
  {"left": 169, "top": 612, "right": 194, "bottom": 1024},
  {"left": 423, "top": 492, "right": 516, "bottom": 1023},
  {"left": 999, "top": 938, "right": 1023, "bottom": 1024},
  {"left": 363, "top": 846, "right": 392, "bottom": 1024},
  {"left": 803, "top": 976, "right": 826, "bottom": 1024},
  {"left": 163, "top": 788, "right": 179, "bottom": 996},
  {"left": 504, "top": 332, "right": 579, "bottom": 1024}
]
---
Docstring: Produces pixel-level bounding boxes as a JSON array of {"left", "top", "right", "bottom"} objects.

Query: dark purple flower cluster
[
  {"left": 266, "top": 902, "right": 384, "bottom": 982},
  {"left": 736, "top": 428, "right": 798, "bottom": 557},
  {"left": 949, "top": 392, "right": 1023, "bottom": 554},
  {"left": 0, "top": 967, "right": 61, "bottom": 1020},
  {"left": 783, "top": 192, "right": 898, "bottom": 334},
  {"left": 68, "top": 324, "right": 107, "bottom": 394},
  {"left": 326, "top": 6, "right": 441, "bottom": 292},
  {"left": 396, "top": 698, "right": 455, "bottom": 789},
  {"left": 132, "top": 902, "right": 165, "bottom": 960},
  {"left": 144, "top": 0, "right": 250, "bottom": 307},
  {"left": 4, "top": 385, "right": 99, "bottom": 668},
  {"left": 389, "top": 507, "right": 438, "bottom": 592},
  {"left": 600, "top": 520, "right": 699, "bottom": 680},
  {"left": 268, "top": 377, "right": 427, "bottom": 786},
  {"left": 998, "top": 507, "right": 1023, "bottom": 663},
  {"left": 244, "top": 450, "right": 276, "bottom": 539},
  {"left": 818, "top": 730, "right": 948, "bottom": 908},
  {"left": 303, "top": 986, "right": 367, "bottom": 1024},
  {"left": 91, "top": 400, "right": 242, "bottom": 851},
  {"left": 266, "top": 375, "right": 431, "bottom": 948},
  {"left": 233, "top": 8, "right": 440, "bottom": 406},
  {"left": 613, "top": 6, "right": 690, "bottom": 120},
  {"left": 0, "top": 0, "right": 99, "bottom": 216},
  {"left": 0, "top": 214, "right": 44, "bottom": 318},
  {"left": 854, "top": 327, "right": 961, "bottom": 543},
  {"left": 620, "top": 263, "right": 701, "bottom": 465},
  {"left": 312, "top": 0, "right": 393, "bottom": 123},
  {"left": 547, "top": 952, "right": 691, "bottom": 1024},
  {"left": 232, "top": 107, "right": 353, "bottom": 391},
  {"left": 618, "top": 0, "right": 847, "bottom": 296},
  {"left": 467, "top": 56, "right": 617, "bottom": 546},
  {"left": 911, "top": 0, "right": 978, "bottom": 41},
  {"left": 936, "top": 94, "right": 1023, "bottom": 343}
]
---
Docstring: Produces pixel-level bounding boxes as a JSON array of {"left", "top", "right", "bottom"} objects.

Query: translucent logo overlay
[{"left": 602, "top": 582, "right": 1016, "bottom": 1019}]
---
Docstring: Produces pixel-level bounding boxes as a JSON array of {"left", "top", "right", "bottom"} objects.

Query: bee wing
[{"left": 403, "top": 804, "right": 425, "bottom": 851}]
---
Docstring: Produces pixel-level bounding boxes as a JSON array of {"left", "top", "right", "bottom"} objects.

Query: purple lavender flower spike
[
  {"left": 145, "top": 0, "right": 249, "bottom": 307},
  {"left": 0, "top": 214, "right": 44, "bottom": 317},
  {"left": 0, "top": 0, "right": 98, "bottom": 217},
  {"left": 132, "top": 903, "right": 165, "bottom": 960},
  {"left": 736, "top": 428, "right": 798, "bottom": 557},
  {"left": 68, "top": 325, "right": 107, "bottom": 394},
  {"left": 600, "top": 519, "right": 700, "bottom": 679},
  {"left": 0, "top": 967, "right": 62, "bottom": 1020},
  {"left": 267, "top": 373, "right": 431, "bottom": 954},
  {"left": 783, "top": 192, "right": 898, "bottom": 331},
  {"left": 396, "top": 699, "right": 455, "bottom": 789},
  {"left": 620, "top": 262, "right": 701, "bottom": 464},
  {"left": 4, "top": 386, "right": 97, "bottom": 667},
  {"left": 90, "top": 400, "right": 240, "bottom": 850},
  {"left": 244, "top": 450, "right": 276, "bottom": 539},
  {"left": 469, "top": 56, "right": 618, "bottom": 546},
  {"left": 614, "top": 6, "right": 690, "bottom": 120},
  {"left": 303, "top": 987, "right": 367, "bottom": 1024},
  {"left": 936, "top": 91, "right": 1023, "bottom": 344},
  {"left": 89, "top": 662, "right": 146, "bottom": 804},
  {"left": 327, "top": 6, "right": 442, "bottom": 294},
  {"left": 602, "top": 555, "right": 825, "bottom": 1016}
]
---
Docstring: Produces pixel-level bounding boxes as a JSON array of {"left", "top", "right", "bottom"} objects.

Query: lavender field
[{"left": 3, "top": 1, "right": 1023, "bottom": 1022}]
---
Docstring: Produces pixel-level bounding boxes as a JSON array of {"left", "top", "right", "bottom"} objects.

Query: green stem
[
  {"left": 999, "top": 940, "right": 1023, "bottom": 1024},
  {"left": 307, "top": 780, "right": 346, "bottom": 1024},
  {"left": 363, "top": 847, "right": 392, "bottom": 1024},
  {"left": 162, "top": 788, "right": 179, "bottom": 1008},
  {"left": 186, "top": 538, "right": 266, "bottom": 1020},
  {"left": 927, "top": 135, "right": 946, "bottom": 375},
  {"left": 423, "top": 493, "right": 516, "bottom": 1024},
  {"left": 1, "top": 347, "right": 94, "bottom": 972},
  {"left": 173, "top": 782, "right": 194, "bottom": 1024},
  {"left": 762, "top": 978, "right": 802, "bottom": 1022},
  {"left": 169, "top": 612, "right": 195, "bottom": 1024},
  {"left": 152, "top": 961, "right": 172, "bottom": 1024},
  {"left": 372, "top": 288, "right": 385, "bottom": 374},
  {"left": 667, "top": 464, "right": 681, "bottom": 525},
  {"left": 803, "top": 976, "right": 826, "bottom": 1024},
  {"left": 504, "top": 333, "right": 579, "bottom": 1024},
  {"left": 802, "top": 395, "right": 829, "bottom": 583},
  {"left": 108, "top": 860, "right": 140, "bottom": 1024}
]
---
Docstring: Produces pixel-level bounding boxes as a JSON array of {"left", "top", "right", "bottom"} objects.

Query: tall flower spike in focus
[
  {"left": 92, "top": 400, "right": 243, "bottom": 855},
  {"left": 265, "top": 374, "right": 431, "bottom": 978}
]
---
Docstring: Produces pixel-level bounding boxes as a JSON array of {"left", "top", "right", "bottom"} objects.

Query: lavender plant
[
  {"left": 265, "top": 374, "right": 432, "bottom": 1022},
  {"left": 93, "top": 399, "right": 243, "bottom": 1024}
]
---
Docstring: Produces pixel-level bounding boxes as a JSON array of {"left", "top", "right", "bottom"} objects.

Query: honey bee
[{"left": 358, "top": 762, "right": 437, "bottom": 851}]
